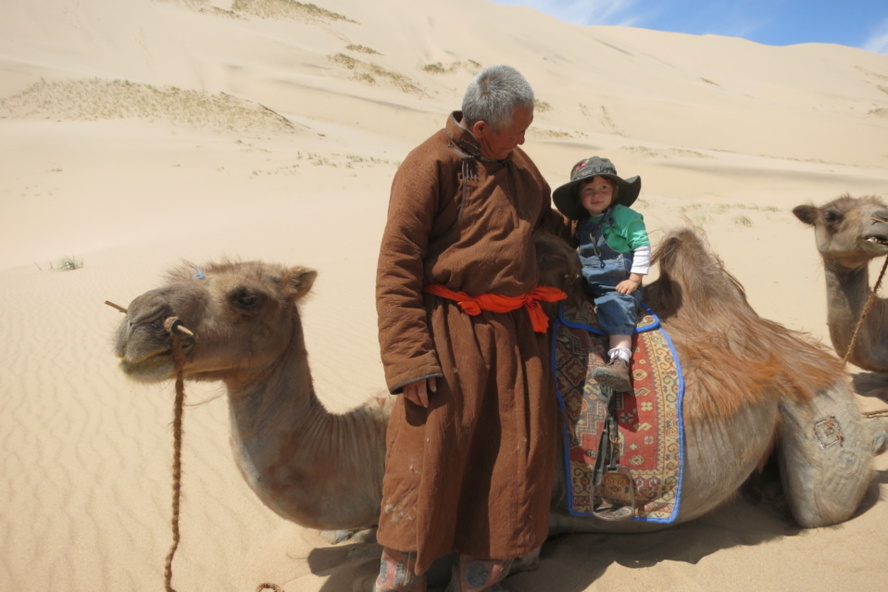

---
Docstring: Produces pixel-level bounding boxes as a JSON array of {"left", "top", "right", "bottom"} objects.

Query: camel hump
[
  {"left": 647, "top": 227, "right": 748, "bottom": 318},
  {"left": 647, "top": 226, "right": 844, "bottom": 415}
]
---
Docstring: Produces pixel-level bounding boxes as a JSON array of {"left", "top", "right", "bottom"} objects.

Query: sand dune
[{"left": 1, "top": 0, "right": 887, "bottom": 590}]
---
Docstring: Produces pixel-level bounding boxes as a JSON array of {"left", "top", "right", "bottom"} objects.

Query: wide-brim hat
[{"left": 552, "top": 156, "right": 641, "bottom": 220}]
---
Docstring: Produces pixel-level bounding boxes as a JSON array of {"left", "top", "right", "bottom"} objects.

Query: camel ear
[
  {"left": 285, "top": 266, "right": 317, "bottom": 301},
  {"left": 793, "top": 205, "right": 817, "bottom": 226}
]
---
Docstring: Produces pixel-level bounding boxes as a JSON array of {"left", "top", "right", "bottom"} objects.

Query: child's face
[{"left": 579, "top": 176, "right": 615, "bottom": 216}]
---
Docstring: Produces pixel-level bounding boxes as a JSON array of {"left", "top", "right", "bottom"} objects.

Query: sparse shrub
[
  {"left": 422, "top": 60, "right": 483, "bottom": 75},
  {"left": 328, "top": 54, "right": 424, "bottom": 95},
  {"left": 346, "top": 44, "right": 380, "bottom": 55},
  {"left": 330, "top": 53, "right": 358, "bottom": 69},
  {"left": 0, "top": 78, "right": 294, "bottom": 134},
  {"left": 57, "top": 256, "right": 84, "bottom": 271},
  {"left": 232, "top": 0, "right": 356, "bottom": 23}
]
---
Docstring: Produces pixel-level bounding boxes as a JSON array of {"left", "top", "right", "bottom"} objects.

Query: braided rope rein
[
  {"left": 165, "top": 322, "right": 186, "bottom": 592},
  {"left": 164, "top": 318, "right": 284, "bottom": 592},
  {"left": 840, "top": 257, "right": 888, "bottom": 419},
  {"left": 842, "top": 256, "right": 888, "bottom": 365}
]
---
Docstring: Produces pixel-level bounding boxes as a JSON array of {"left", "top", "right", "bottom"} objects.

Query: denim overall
[{"left": 577, "top": 210, "right": 642, "bottom": 336}]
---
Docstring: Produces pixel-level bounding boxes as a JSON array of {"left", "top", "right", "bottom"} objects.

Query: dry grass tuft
[
  {"left": 328, "top": 54, "right": 425, "bottom": 96},
  {"left": 57, "top": 256, "right": 84, "bottom": 271},
  {"left": 422, "top": 60, "right": 483, "bottom": 74},
  {"left": 35, "top": 256, "right": 84, "bottom": 271},
  {"left": 0, "top": 79, "right": 297, "bottom": 134},
  {"left": 232, "top": 0, "right": 356, "bottom": 23},
  {"left": 346, "top": 44, "right": 381, "bottom": 55}
]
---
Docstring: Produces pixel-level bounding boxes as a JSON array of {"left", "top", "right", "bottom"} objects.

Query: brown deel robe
[{"left": 376, "top": 111, "right": 559, "bottom": 574}]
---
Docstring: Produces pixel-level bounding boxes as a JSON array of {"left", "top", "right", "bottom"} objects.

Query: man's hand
[{"left": 403, "top": 377, "right": 437, "bottom": 408}]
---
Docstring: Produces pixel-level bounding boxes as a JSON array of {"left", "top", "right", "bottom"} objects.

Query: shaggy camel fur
[
  {"left": 794, "top": 194, "right": 888, "bottom": 372},
  {"left": 112, "top": 228, "right": 885, "bottom": 544}
]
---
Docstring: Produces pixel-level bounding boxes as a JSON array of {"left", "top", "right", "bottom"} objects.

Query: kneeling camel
[{"left": 111, "top": 228, "right": 886, "bottom": 546}]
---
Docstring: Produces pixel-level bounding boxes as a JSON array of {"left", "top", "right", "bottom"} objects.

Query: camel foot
[
  {"left": 322, "top": 527, "right": 378, "bottom": 545},
  {"left": 868, "top": 417, "right": 888, "bottom": 455},
  {"left": 509, "top": 547, "right": 541, "bottom": 576}
]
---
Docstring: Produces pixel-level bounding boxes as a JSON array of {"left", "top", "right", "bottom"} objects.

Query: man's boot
[
  {"left": 444, "top": 555, "right": 512, "bottom": 592},
  {"left": 375, "top": 548, "right": 427, "bottom": 592}
]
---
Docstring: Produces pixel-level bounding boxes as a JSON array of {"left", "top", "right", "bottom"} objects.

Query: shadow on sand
[
  {"left": 303, "top": 372, "right": 888, "bottom": 591},
  {"left": 305, "top": 490, "right": 863, "bottom": 592}
]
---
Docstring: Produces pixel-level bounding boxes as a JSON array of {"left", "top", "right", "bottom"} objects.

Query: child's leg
[
  {"left": 594, "top": 333, "right": 633, "bottom": 391},
  {"left": 592, "top": 288, "right": 637, "bottom": 391},
  {"left": 608, "top": 334, "right": 632, "bottom": 362}
]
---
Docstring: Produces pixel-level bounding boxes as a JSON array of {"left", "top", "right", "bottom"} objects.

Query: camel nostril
[{"left": 164, "top": 316, "right": 195, "bottom": 337}]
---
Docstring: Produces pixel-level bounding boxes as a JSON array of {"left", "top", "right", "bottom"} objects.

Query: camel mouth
[
  {"left": 862, "top": 235, "right": 888, "bottom": 251},
  {"left": 118, "top": 348, "right": 178, "bottom": 382}
]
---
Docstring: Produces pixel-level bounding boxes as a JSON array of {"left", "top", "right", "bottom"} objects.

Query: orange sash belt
[{"left": 424, "top": 284, "right": 568, "bottom": 333}]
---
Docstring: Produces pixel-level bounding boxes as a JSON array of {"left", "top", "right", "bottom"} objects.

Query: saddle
[{"left": 552, "top": 299, "right": 685, "bottom": 523}]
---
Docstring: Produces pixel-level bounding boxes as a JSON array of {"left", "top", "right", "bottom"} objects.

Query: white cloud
[
  {"left": 491, "top": 0, "right": 640, "bottom": 27},
  {"left": 862, "top": 18, "right": 888, "bottom": 54}
]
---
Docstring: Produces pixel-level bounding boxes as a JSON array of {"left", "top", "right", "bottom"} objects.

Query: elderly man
[{"left": 374, "top": 64, "right": 564, "bottom": 592}]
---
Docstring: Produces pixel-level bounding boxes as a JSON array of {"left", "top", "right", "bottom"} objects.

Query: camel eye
[
  {"left": 823, "top": 209, "right": 842, "bottom": 225},
  {"left": 229, "top": 287, "right": 263, "bottom": 311}
]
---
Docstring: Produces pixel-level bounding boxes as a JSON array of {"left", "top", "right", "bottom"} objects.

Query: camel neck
[
  {"left": 823, "top": 262, "right": 871, "bottom": 356},
  {"left": 220, "top": 326, "right": 388, "bottom": 529},
  {"left": 824, "top": 263, "right": 869, "bottom": 304},
  {"left": 224, "top": 325, "right": 324, "bottom": 447}
]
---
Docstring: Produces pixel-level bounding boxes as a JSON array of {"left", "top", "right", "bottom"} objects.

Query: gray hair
[{"left": 461, "top": 65, "right": 535, "bottom": 133}]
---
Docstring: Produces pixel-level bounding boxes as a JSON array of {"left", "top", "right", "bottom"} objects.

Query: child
[{"left": 553, "top": 156, "right": 650, "bottom": 392}]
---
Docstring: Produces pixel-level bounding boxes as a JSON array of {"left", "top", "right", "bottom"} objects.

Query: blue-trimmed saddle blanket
[{"left": 551, "top": 298, "right": 685, "bottom": 523}]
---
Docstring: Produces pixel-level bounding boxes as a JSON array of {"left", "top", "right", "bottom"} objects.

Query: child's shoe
[{"left": 593, "top": 358, "right": 632, "bottom": 392}]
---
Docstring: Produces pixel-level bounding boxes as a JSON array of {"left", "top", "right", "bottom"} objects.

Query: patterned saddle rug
[{"left": 552, "top": 298, "right": 685, "bottom": 523}]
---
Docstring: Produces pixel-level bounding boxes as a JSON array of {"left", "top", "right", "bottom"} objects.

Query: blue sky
[{"left": 489, "top": 0, "right": 888, "bottom": 54}]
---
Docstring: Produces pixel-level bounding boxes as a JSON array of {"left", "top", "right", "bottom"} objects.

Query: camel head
[
  {"left": 793, "top": 194, "right": 888, "bottom": 271},
  {"left": 113, "top": 260, "right": 317, "bottom": 384},
  {"left": 534, "top": 232, "right": 581, "bottom": 293}
]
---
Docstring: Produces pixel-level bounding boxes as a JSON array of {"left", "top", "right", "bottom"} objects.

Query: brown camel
[
  {"left": 794, "top": 195, "right": 888, "bottom": 372},
  {"left": 112, "top": 228, "right": 885, "bottom": 546}
]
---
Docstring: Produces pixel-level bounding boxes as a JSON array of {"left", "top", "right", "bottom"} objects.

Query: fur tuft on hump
[{"left": 646, "top": 228, "right": 844, "bottom": 421}]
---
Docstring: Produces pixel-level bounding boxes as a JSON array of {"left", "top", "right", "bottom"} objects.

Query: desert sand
[{"left": 1, "top": 0, "right": 887, "bottom": 590}]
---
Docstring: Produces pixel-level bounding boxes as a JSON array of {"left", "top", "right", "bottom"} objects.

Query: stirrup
[{"left": 592, "top": 464, "right": 637, "bottom": 521}]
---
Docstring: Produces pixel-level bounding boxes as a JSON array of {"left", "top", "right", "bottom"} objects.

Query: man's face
[{"left": 474, "top": 106, "right": 533, "bottom": 160}]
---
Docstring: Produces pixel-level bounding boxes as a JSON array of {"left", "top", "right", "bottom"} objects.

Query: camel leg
[
  {"left": 323, "top": 527, "right": 378, "bottom": 544},
  {"left": 509, "top": 547, "right": 541, "bottom": 576},
  {"left": 870, "top": 417, "right": 888, "bottom": 454},
  {"left": 777, "top": 378, "right": 875, "bottom": 527}
]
